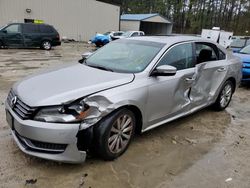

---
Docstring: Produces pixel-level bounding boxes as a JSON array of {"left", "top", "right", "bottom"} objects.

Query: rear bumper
[
  {"left": 52, "top": 41, "right": 61, "bottom": 46},
  {"left": 5, "top": 102, "right": 86, "bottom": 163}
]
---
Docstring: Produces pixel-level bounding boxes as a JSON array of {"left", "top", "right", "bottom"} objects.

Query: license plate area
[{"left": 6, "top": 110, "right": 14, "bottom": 130}]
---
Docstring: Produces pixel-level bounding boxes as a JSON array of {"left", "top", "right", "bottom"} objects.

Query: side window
[
  {"left": 139, "top": 32, "right": 144, "bottom": 36},
  {"left": 22, "top": 24, "right": 39, "bottom": 33},
  {"left": 39, "top": 25, "right": 54, "bottom": 33},
  {"left": 196, "top": 43, "right": 218, "bottom": 64},
  {"left": 131, "top": 32, "right": 139, "bottom": 37},
  {"left": 5, "top": 24, "right": 20, "bottom": 33},
  {"left": 218, "top": 49, "right": 226, "bottom": 60},
  {"left": 157, "top": 43, "right": 195, "bottom": 70}
]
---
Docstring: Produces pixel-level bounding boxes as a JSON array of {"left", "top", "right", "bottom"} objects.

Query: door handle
[
  {"left": 217, "top": 67, "right": 226, "bottom": 72},
  {"left": 185, "top": 77, "right": 195, "bottom": 82}
]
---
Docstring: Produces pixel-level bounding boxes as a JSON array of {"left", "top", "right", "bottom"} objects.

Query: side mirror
[
  {"left": 2, "top": 30, "right": 7, "bottom": 33},
  {"left": 79, "top": 52, "right": 93, "bottom": 64},
  {"left": 81, "top": 52, "right": 93, "bottom": 59},
  {"left": 151, "top": 65, "right": 177, "bottom": 76}
]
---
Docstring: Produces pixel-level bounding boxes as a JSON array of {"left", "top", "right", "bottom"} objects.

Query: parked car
[
  {"left": 0, "top": 23, "right": 61, "bottom": 50},
  {"left": 233, "top": 44, "right": 250, "bottom": 82},
  {"left": 5, "top": 36, "right": 241, "bottom": 163},
  {"left": 90, "top": 31, "right": 124, "bottom": 47},
  {"left": 230, "top": 36, "right": 250, "bottom": 53},
  {"left": 112, "top": 31, "right": 145, "bottom": 40},
  {"left": 109, "top": 31, "right": 124, "bottom": 40}
]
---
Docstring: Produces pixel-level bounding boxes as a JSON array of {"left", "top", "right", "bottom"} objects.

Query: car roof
[{"left": 127, "top": 35, "right": 211, "bottom": 45}]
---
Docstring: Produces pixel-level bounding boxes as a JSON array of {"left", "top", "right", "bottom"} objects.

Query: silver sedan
[{"left": 5, "top": 36, "right": 242, "bottom": 163}]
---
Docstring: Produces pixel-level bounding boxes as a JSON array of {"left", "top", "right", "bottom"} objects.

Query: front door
[
  {"left": 3, "top": 24, "right": 23, "bottom": 47},
  {"left": 145, "top": 42, "right": 196, "bottom": 130}
]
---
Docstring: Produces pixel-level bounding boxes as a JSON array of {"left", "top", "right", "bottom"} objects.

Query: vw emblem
[{"left": 11, "top": 96, "right": 17, "bottom": 109}]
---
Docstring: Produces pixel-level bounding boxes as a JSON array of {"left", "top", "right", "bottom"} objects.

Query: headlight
[{"left": 34, "top": 101, "right": 90, "bottom": 123}]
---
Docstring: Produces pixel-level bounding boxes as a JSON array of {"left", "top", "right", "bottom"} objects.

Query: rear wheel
[
  {"left": 94, "top": 109, "right": 136, "bottom": 160},
  {"left": 41, "top": 40, "right": 52, "bottom": 50},
  {"left": 0, "top": 40, "right": 3, "bottom": 49},
  {"left": 213, "top": 80, "right": 234, "bottom": 111}
]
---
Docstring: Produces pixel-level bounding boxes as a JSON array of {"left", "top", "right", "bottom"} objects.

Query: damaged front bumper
[{"left": 5, "top": 102, "right": 87, "bottom": 163}]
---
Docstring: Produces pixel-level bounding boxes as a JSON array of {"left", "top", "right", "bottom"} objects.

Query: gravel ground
[{"left": 0, "top": 43, "right": 250, "bottom": 188}]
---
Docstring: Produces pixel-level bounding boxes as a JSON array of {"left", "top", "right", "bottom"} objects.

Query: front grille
[
  {"left": 30, "top": 140, "right": 67, "bottom": 151},
  {"left": 7, "top": 89, "right": 37, "bottom": 120},
  {"left": 15, "top": 131, "right": 67, "bottom": 154}
]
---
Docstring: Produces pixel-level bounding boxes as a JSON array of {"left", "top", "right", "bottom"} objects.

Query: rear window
[
  {"left": 39, "top": 25, "right": 55, "bottom": 33},
  {"left": 22, "top": 24, "right": 39, "bottom": 33}
]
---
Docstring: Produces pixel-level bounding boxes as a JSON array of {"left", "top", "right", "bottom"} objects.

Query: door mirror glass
[{"left": 151, "top": 65, "right": 177, "bottom": 76}]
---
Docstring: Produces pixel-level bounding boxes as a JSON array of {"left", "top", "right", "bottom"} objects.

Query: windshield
[
  {"left": 85, "top": 39, "right": 164, "bottom": 73},
  {"left": 0, "top": 24, "right": 7, "bottom": 30},
  {"left": 239, "top": 45, "right": 250, "bottom": 54}
]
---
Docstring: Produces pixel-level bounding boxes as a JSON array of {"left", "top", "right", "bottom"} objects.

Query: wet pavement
[{"left": 0, "top": 43, "right": 250, "bottom": 188}]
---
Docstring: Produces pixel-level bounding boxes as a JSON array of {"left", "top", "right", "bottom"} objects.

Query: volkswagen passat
[{"left": 5, "top": 36, "right": 242, "bottom": 163}]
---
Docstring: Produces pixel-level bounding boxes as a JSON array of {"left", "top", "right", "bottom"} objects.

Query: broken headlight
[{"left": 34, "top": 101, "right": 90, "bottom": 123}]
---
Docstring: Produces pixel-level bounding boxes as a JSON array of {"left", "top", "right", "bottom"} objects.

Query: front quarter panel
[{"left": 80, "top": 75, "right": 148, "bottom": 130}]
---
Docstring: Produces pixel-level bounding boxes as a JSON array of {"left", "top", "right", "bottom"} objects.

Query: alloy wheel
[
  {"left": 108, "top": 114, "right": 133, "bottom": 154},
  {"left": 43, "top": 41, "right": 51, "bottom": 50},
  {"left": 220, "top": 83, "right": 232, "bottom": 108}
]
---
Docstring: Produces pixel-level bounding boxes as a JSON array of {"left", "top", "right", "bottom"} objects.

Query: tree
[{"left": 100, "top": 0, "right": 250, "bottom": 35}]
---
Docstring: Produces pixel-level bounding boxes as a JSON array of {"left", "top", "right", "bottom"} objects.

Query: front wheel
[
  {"left": 213, "top": 80, "right": 234, "bottom": 111},
  {"left": 41, "top": 40, "right": 52, "bottom": 50},
  {"left": 94, "top": 109, "right": 136, "bottom": 160}
]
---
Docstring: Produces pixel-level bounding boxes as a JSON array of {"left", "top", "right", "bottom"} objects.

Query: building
[
  {"left": 0, "top": 0, "right": 120, "bottom": 41},
  {"left": 120, "top": 13, "right": 173, "bottom": 35}
]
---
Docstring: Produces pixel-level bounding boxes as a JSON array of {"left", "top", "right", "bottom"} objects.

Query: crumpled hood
[{"left": 13, "top": 63, "right": 134, "bottom": 107}]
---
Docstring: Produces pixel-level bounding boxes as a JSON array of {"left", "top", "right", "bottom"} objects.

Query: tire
[
  {"left": 0, "top": 40, "right": 3, "bottom": 49},
  {"left": 95, "top": 41, "right": 102, "bottom": 47},
  {"left": 94, "top": 108, "right": 136, "bottom": 160},
  {"left": 213, "top": 80, "right": 234, "bottom": 111},
  {"left": 41, "top": 40, "right": 52, "bottom": 50}
]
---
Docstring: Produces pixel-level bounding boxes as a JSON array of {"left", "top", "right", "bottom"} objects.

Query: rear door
[
  {"left": 189, "top": 42, "right": 228, "bottom": 109},
  {"left": 2, "top": 24, "right": 23, "bottom": 47},
  {"left": 145, "top": 42, "right": 196, "bottom": 129},
  {"left": 22, "top": 24, "right": 41, "bottom": 47}
]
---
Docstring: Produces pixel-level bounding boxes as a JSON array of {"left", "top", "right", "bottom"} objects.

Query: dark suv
[{"left": 0, "top": 23, "right": 61, "bottom": 50}]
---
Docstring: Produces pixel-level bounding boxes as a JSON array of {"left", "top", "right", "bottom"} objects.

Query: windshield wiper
[{"left": 87, "top": 64, "right": 113, "bottom": 72}]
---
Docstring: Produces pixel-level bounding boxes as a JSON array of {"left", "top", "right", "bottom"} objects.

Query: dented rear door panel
[{"left": 189, "top": 59, "right": 228, "bottom": 108}]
